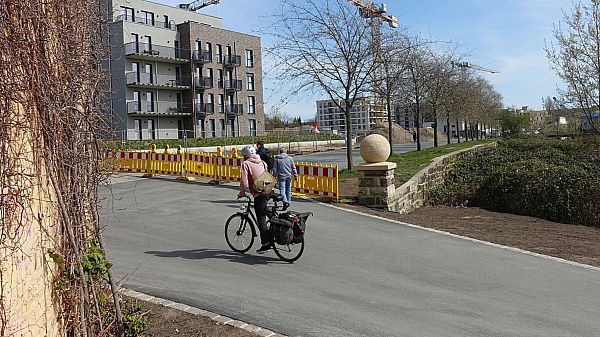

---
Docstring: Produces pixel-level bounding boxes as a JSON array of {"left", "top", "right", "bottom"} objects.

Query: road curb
[
  {"left": 120, "top": 288, "right": 288, "bottom": 337},
  {"left": 317, "top": 201, "right": 600, "bottom": 273}
]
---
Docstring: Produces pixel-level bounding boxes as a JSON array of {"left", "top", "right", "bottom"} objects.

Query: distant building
[
  {"left": 581, "top": 113, "right": 600, "bottom": 133},
  {"left": 316, "top": 96, "right": 386, "bottom": 135},
  {"left": 107, "top": 0, "right": 264, "bottom": 140}
]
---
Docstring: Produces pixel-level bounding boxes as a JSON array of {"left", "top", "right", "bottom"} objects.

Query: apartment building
[
  {"left": 316, "top": 96, "right": 386, "bottom": 136},
  {"left": 107, "top": 0, "right": 264, "bottom": 140}
]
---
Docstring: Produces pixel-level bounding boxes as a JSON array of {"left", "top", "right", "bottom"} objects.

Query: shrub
[{"left": 430, "top": 137, "right": 600, "bottom": 227}]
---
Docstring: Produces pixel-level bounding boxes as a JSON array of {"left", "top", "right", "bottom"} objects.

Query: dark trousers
[{"left": 254, "top": 195, "right": 270, "bottom": 245}]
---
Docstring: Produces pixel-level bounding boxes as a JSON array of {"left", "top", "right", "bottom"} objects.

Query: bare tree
[
  {"left": 546, "top": 0, "right": 600, "bottom": 133},
  {"left": 397, "top": 40, "right": 437, "bottom": 151},
  {"left": 266, "top": 0, "right": 376, "bottom": 170},
  {"left": 372, "top": 30, "right": 412, "bottom": 154},
  {"left": 423, "top": 47, "right": 461, "bottom": 147}
]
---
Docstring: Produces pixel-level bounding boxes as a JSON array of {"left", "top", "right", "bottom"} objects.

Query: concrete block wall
[{"left": 388, "top": 143, "right": 496, "bottom": 214}]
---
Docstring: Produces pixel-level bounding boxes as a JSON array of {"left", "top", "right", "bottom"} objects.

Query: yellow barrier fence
[{"left": 101, "top": 150, "right": 339, "bottom": 199}]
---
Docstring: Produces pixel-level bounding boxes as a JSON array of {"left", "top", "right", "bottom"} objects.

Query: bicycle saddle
[{"left": 269, "top": 194, "right": 284, "bottom": 202}]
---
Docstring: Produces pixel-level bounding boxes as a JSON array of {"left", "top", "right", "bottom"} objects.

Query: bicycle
[{"left": 225, "top": 194, "right": 312, "bottom": 262}]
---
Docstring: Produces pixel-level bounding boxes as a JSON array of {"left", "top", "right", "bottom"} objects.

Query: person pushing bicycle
[{"left": 238, "top": 145, "right": 272, "bottom": 254}]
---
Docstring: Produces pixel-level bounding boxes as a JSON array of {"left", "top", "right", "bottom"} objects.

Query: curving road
[
  {"left": 294, "top": 141, "right": 443, "bottom": 169},
  {"left": 101, "top": 175, "right": 600, "bottom": 337}
]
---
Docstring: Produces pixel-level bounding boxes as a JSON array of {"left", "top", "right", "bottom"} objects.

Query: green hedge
[
  {"left": 100, "top": 133, "right": 342, "bottom": 151},
  {"left": 430, "top": 137, "right": 600, "bottom": 227}
]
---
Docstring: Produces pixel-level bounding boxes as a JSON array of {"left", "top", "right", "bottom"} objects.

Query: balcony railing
[
  {"left": 225, "top": 103, "right": 244, "bottom": 118},
  {"left": 193, "top": 50, "right": 212, "bottom": 64},
  {"left": 126, "top": 72, "right": 191, "bottom": 87},
  {"left": 125, "top": 42, "right": 187, "bottom": 60},
  {"left": 116, "top": 14, "right": 176, "bottom": 30},
  {"left": 222, "top": 79, "right": 243, "bottom": 92},
  {"left": 195, "top": 103, "right": 214, "bottom": 116},
  {"left": 224, "top": 54, "right": 241, "bottom": 67},
  {"left": 194, "top": 76, "right": 213, "bottom": 90},
  {"left": 127, "top": 101, "right": 193, "bottom": 115}
]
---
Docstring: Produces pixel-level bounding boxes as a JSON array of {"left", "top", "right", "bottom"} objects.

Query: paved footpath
[{"left": 101, "top": 175, "right": 600, "bottom": 337}]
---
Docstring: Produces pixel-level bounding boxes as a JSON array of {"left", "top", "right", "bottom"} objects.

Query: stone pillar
[
  {"left": 355, "top": 134, "right": 397, "bottom": 209},
  {"left": 357, "top": 162, "right": 397, "bottom": 208}
]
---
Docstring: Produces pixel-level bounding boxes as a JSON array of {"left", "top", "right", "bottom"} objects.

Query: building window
[
  {"left": 216, "top": 44, "right": 222, "bottom": 63},
  {"left": 120, "top": 6, "right": 134, "bottom": 22},
  {"left": 218, "top": 94, "right": 224, "bottom": 113},
  {"left": 206, "top": 68, "right": 213, "bottom": 81},
  {"left": 133, "top": 91, "right": 141, "bottom": 111},
  {"left": 249, "top": 119, "right": 257, "bottom": 136},
  {"left": 134, "top": 119, "right": 142, "bottom": 140},
  {"left": 146, "top": 92, "right": 154, "bottom": 112},
  {"left": 147, "top": 119, "right": 155, "bottom": 139},
  {"left": 229, "top": 119, "right": 235, "bottom": 137},
  {"left": 219, "top": 119, "right": 225, "bottom": 137},
  {"left": 145, "top": 63, "right": 153, "bottom": 84},
  {"left": 217, "top": 69, "right": 223, "bottom": 88},
  {"left": 247, "top": 96, "right": 255, "bottom": 114},
  {"left": 205, "top": 42, "right": 212, "bottom": 58},
  {"left": 198, "top": 119, "right": 206, "bottom": 138},
  {"left": 246, "top": 73, "right": 254, "bottom": 91},
  {"left": 209, "top": 119, "right": 216, "bottom": 138},
  {"left": 141, "top": 11, "right": 154, "bottom": 26},
  {"left": 246, "top": 50, "right": 254, "bottom": 67}
]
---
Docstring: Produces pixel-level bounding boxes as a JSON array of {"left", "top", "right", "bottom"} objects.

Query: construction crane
[
  {"left": 347, "top": 0, "right": 398, "bottom": 28},
  {"left": 452, "top": 61, "right": 499, "bottom": 74},
  {"left": 178, "top": 0, "right": 220, "bottom": 11}
]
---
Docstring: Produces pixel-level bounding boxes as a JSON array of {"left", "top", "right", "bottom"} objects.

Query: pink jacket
[{"left": 239, "top": 154, "right": 266, "bottom": 197}]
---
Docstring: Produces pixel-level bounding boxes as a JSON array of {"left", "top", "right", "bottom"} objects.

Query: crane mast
[{"left": 179, "top": 0, "right": 220, "bottom": 11}]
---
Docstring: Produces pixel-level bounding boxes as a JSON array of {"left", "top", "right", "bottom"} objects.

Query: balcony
[
  {"left": 127, "top": 101, "right": 193, "bottom": 116},
  {"left": 193, "top": 50, "right": 212, "bottom": 64},
  {"left": 225, "top": 103, "right": 244, "bottom": 118},
  {"left": 125, "top": 42, "right": 188, "bottom": 64},
  {"left": 195, "top": 103, "right": 214, "bottom": 117},
  {"left": 116, "top": 15, "right": 176, "bottom": 30},
  {"left": 126, "top": 72, "right": 191, "bottom": 89},
  {"left": 224, "top": 54, "right": 241, "bottom": 68},
  {"left": 194, "top": 76, "right": 213, "bottom": 90},
  {"left": 222, "top": 79, "right": 243, "bottom": 92}
]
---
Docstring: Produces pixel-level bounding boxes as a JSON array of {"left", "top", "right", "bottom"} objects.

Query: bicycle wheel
[
  {"left": 273, "top": 236, "right": 304, "bottom": 262},
  {"left": 225, "top": 213, "right": 255, "bottom": 253}
]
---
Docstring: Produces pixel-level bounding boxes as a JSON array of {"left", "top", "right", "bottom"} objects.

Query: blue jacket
[{"left": 273, "top": 153, "right": 298, "bottom": 179}]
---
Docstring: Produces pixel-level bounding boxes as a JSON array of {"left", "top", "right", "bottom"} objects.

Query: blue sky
[{"left": 161, "top": 0, "right": 567, "bottom": 119}]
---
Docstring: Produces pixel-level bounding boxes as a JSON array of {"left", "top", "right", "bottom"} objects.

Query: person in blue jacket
[{"left": 273, "top": 147, "right": 298, "bottom": 210}]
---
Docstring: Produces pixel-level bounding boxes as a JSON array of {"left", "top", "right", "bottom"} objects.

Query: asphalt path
[
  {"left": 101, "top": 175, "right": 600, "bottom": 337},
  {"left": 294, "top": 141, "right": 437, "bottom": 169}
]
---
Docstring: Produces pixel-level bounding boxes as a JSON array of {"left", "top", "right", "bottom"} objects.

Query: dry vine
[{"left": 1, "top": 0, "right": 122, "bottom": 336}]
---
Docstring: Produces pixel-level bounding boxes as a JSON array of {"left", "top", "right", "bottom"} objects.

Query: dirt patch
[{"left": 123, "top": 296, "right": 258, "bottom": 337}]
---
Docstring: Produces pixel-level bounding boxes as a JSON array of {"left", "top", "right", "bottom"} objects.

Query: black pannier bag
[
  {"left": 270, "top": 217, "right": 294, "bottom": 245},
  {"left": 276, "top": 211, "right": 311, "bottom": 244}
]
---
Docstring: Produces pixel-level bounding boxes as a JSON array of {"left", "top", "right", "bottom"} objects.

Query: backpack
[
  {"left": 259, "top": 148, "right": 274, "bottom": 171},
  {"left": 252, "top": 162, "right": 277, "bottom": 195}
]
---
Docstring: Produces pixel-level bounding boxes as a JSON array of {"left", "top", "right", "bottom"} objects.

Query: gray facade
[{"left": 107, "top": 0, "right": 264, "bottom": 140}]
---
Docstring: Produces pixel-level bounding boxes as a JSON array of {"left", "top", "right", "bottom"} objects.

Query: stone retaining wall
[{"left": 388, "top": 143, "right": 497, "bottom": 214}]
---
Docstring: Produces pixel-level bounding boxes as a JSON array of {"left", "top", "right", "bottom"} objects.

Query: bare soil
[{"left": 129, "top": 177, "right": 600, "bottom": 336}]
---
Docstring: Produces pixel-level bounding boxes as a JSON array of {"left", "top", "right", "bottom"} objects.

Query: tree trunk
[
  {"left": 344, "top": 105, "right": 353, "bottom": 170},
  {"left": 416, "top": 103, "right": 421, "bottom": 151},
  {"left": 433, "top": 107, "right": 438, "bottom": 147},
  {"left": 456, "top": 119, "right": 461, "bottom": 143},
  {"left": 387, "top": 98, "right": 393, "bottom": 156},
  {"left": 476, "top": 122, "right": 480, "bottom": 140},
  {"left": 446, "top": 116, "right": 451, "bottom": 145}
]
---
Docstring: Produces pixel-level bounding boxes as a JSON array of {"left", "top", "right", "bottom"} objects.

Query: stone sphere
[{"left": 360, "top": 134, "right": 390, "bottom": 163}]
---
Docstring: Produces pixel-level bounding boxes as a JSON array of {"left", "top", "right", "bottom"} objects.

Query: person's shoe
[
  {"left": 282, "top": 202, "right": 290, "bottom": 211},
  {"left": 256, "top": 244, "right": 271, "bottom": 254}
]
